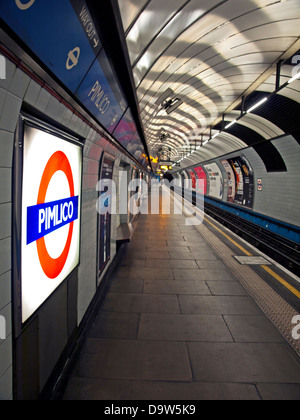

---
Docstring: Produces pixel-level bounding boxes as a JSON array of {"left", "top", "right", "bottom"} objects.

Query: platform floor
[{"left": 63, "top": 195, "right": 300, "bottom": 400}]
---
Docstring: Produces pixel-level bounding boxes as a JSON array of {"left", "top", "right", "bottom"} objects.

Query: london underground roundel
[{"left": 21, "top": 124, "right": 82, "bottom": 323}]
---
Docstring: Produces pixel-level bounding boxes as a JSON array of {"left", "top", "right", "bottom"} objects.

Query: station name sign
[{"left": 20, "top": 122, "right": 82, "bottom": 323}]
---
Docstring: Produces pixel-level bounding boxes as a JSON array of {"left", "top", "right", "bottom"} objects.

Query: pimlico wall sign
[{"left": 20, "top": 121, "right": 82, "bottom": 323}]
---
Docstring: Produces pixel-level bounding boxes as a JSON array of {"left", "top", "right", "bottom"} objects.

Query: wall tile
[
  {"left": 0, "top": 203, "right": 11, "bottom": 240},
  {"left": 0, "top": 131, "right": 14, "bottom": 168},
  {"left": 8, "top": 68, "right": 30, "bottom": 99},
  {"left": 0, "top": 93, "right": 22, "bottom": 132},
  {"left": 0, "top": 169, "right": 11, "bottom": 204},
  {"left": 0, "top": 238, "right": 11, "bottom": 276},
  {"left": 23, "top": 79, "right": 41, "bottom": 106},
  {"left": 0, "top": 271, "right": 11, "bottom": 311}
]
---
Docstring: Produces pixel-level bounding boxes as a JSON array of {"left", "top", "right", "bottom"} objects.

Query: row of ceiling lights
[{"left": 173, "top": 69, "right": 300, "bottom": 167}]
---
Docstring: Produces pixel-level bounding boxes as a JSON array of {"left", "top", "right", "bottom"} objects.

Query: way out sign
[{"left": 21, "top": 123, "right": 82, "bottom": 323}]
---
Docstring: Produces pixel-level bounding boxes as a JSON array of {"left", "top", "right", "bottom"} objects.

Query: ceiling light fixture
[
  {"left": 288, "top": 72, "right": 300, "bottom": 84},
  {"left": 225, "top": 120, "right": 237, "bottom": 129},
  {"left": 212, "top": 132, "right": 220, "bottom": 139},
  {"left": 246, "top": 97, "right": 268, "bottom": 113}
]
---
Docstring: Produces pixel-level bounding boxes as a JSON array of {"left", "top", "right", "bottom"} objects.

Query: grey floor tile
[
  {"left": 142, "top": 268, "right": 174, "bottom": 279},
  {"left": 125, "top": 251, "right": 170, "bottom": 260},
  {"left": 138, "top": 314, "right": 233, "bottom": 342},
  {"left": 182, "top": 235, "right": 203, "bottom": 241},
  {"left": 146, "top": 259, "right": 198, "bottom": 269},
  {"left": 144, "top": 252, "right": 171, "bottom": 259},
  {"left": 62, "top": 205, "right": 300, "bottom": 401},
  {"left": 224, "top": 315, "right": 286, "bottom": 343},
  {"left": 109, "top": 278, "right": 144, "bottom": 294},
  {"left": 188, "top": 342, "right": 300, "bottom": 383},
  {"left": 257, "top": 383, "right": 300, "bottom": 400},
  {"left": 179, "top": 295, "right": 262, "bottom": 315},
  {"left": 196, "top": 260, "right": 227, "bottom": 270},
  {"left": 144, "top": 280, "right": 210, "bottom": 295},
  {"left": 119, "top": 258, "right": 146, "bottom": 268},
  {"left": 147, "top": 246, "right": 191, "bottom": 253},
  {"left": 173, "top": 269, "right": 235, "bottom": 281},
  {"left": 150, "top": 235, "right": 184, "bottom": 241},
  {"left": 102, "top": 293, "right": 180, "bottom": 314},
  {"left": 184, "top": 238, "right": 206, "bottom": 244},
  {"left": 207, "top": 282, "right": 246, "bottom": 296},
  {"left": 63, "top": 377, "right": 261, "bottom": 400},
  {"left": 169, "top": 252, "right": 216, "bottom": 260},
  {"left": 88, "top": 312, "right": 140, "bottom": 339},
  {"left": 78, "top": 339, "right": 193, "bottom": 382},
  {"left": 167, "top": 240, "right": 193, "bottom": 247},
  {"left": 126, "top": 246, "right": 148, "bottom": 254},
  {"left": 189, "top": 246, "right": 216, "bottom": 253},
  {"left": 115, "top": 267, "right": 174, "bottom": 280},
  {"left": 145, "top": 240, "right": 168, "bottom": 247}
]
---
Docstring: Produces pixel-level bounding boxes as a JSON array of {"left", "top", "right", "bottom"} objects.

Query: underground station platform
[{"left": 61, "top": 194, "right": 300, "bottom": 401}]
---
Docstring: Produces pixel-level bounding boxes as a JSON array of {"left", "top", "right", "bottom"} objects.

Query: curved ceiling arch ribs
[{"left": 117, "top": 0, "right": 300, "bottom": 170}]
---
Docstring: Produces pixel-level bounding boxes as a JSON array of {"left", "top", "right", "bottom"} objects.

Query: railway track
[
  {"left": 203, "top": 200, "right": 300, "bottom": 277},
  {"left": 173, "top": 187, "right": 300, "bottom": 276}
]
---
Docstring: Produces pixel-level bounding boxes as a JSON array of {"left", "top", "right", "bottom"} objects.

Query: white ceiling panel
[
  {"left": 126, "top": 0, "right": 187, "bottom": 64},
  {"left": 118, "top": 0, "right": 149, "bottom": 32},
  {"left": 118, "top": 0, "right": 300, "bottom": 166}
]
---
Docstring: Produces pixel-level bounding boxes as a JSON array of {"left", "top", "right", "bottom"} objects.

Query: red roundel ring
[{"left": 36, "top": 151, "right": 75, "bottom": 279}]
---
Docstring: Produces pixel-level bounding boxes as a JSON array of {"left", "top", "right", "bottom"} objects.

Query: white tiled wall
[
  {"left": 77, "top": 129, "right": 102, "bottom": 323},
  {"left": 215, "top": 135, "right": 300, "bottom": 227},
  {"left": 0, "top": 59, "right": 25, "bottom": 400},
  {"left": 243, "top": 136, "right": 300, "bottom": 226},
  {"left": 0, "top": 56, "right": 130, "bottom": 399}
]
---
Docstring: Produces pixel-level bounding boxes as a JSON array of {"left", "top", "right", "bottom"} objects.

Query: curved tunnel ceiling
[{"left": 117, "top": 0, "right": 300, "bottom": 168}]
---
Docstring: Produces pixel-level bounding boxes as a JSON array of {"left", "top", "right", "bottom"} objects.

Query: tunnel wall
[
  {"left": 174, "top": 134, "right": 300, "bottom": 229},
  {"left": 0, "top": 56, "right": 142, "bottom": 400}
]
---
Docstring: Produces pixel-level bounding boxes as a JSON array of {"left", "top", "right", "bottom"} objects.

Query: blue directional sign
[
  {"left": 0, "top": 0, "right": 148, "bottom": 166},
  {"left": 113, "top": 110, "right": 147, "bottom": 166},
  {"left": 0, "top": 0, "right": 100, "bottom": 93},
  {"left": 75, "top": 49, "right": 127, "bottom": 133},
  {"left": 113, "top": 109, "right": 140, "bottom": 148}
]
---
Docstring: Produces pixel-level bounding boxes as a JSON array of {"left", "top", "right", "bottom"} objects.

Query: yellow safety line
[
  {"left": 204, "top": 216, "right": 300, "bottom": 300},
  {"left": 261, "top": 265, "right": 300, "bottom": 299},
  {"left": 204, "top": 217, "right": 253, "bottom": 256}
]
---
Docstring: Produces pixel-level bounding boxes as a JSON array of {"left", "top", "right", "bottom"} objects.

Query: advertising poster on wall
[
  {"left": 193, "top": 166, "right": 207, "bottom": 195},
  {"left": 98, "top": 157, "right": 114, "bottom": 276},
  {"left": 188, "top": 170, "right": 197, "bottom": 190},
  {"left": 222, "top": 156, "right": 254, "bottom": 208},
  {"left": 204, "top": 163, "right": 223, "bottom": 199},
  {"left": 221, "top": 159, "right": 236, "bottom": 203},
  {"left": 21, "top": 122, "right": 82, "bottom": 323}
]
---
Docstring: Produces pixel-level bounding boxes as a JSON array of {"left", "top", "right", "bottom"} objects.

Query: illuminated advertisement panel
[
  {"left": 221, "top": 156, "right": 254, "bottom": 208},
  {"left": 221, "top": 159, "right": 236, "bottom": 203},
  {"left": 20, "top": 122, "right": 82, "bottom": 323},
  {"left": 188, "top": 170, "right": 197, "bottom": 189},
  {"left": 98, "top": 157, "right": 114, "bottom": 277},
  {"left": 193, "top": 166, "right": 207, "bottom": 195},
  {"left": 204, "top": 163, "right": 223, "bottom": 199}
]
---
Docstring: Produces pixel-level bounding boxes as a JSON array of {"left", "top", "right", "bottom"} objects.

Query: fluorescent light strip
[
  {"left": 246, "top": 97, "right": 268, "bottom": 113},
  {"left": 225, "top": 120, "right": 237, "bottom": 129},
  {"left": 288, "top": 72, "right": 300, "bottom": 84}
]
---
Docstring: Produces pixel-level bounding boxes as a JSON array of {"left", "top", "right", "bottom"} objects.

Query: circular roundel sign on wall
[
  {"left": 35, "top": 151, "right": 76, "bottom": 279},
  {"left": 21, "top": 123, "right": 82, "bottom": 323}
]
